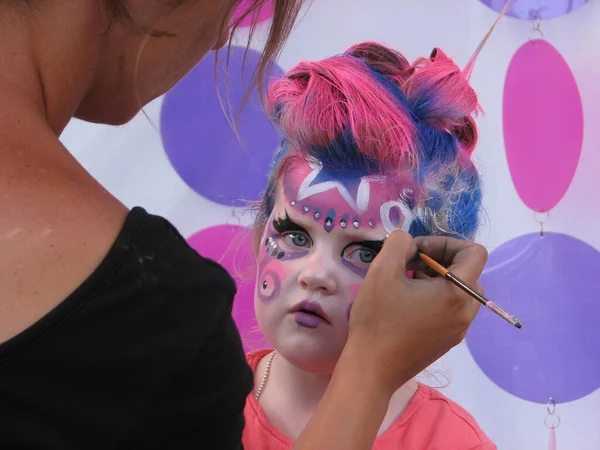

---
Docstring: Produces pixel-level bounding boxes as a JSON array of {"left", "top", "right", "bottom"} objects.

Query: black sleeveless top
[{"left": 0, "top": 207, "right": 253, "bottom": 449}]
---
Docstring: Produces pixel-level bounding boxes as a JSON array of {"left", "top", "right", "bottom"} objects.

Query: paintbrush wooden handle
[{"left": 417, "top": 251, "right": 448, "bottom": 276}]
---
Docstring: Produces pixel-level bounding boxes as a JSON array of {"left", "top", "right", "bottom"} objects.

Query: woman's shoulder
[{"left": 0, "top": 206, "right": 252, "bottom": 447}]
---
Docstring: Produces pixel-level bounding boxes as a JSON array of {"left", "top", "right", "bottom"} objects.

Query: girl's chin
[{"left": 275, "top": 339, "right": 344, "bottom": 374}]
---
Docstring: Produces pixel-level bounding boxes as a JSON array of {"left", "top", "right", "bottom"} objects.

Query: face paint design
[
  {"left": 380, "top": 200, "right": 415, "bottom": 234},
  {"left": 294, "top": 161, "right": 376, "bottom": 213},
  {"left": 256, "top": 223, "right": 309, "bottom": 303},
  {"left": 283, "top": 160, "right": 385, "bottom": 233},
  {"left": 346, "top": 285, "right": 361, "bottom": 323},
  {"left": 379, "top": 188, "right": 427, "bottom": 234},
  {"left": 283, "top": 159, "right": 418, "bottom": 234},
  {"left": 259, "top": 262, "right": 284, "bottom": 302},
  {"left": 340, "top": 214, "right": 350, "bottom": 229},
  {"left": 263, "top": 234, "right": 309, "bottom": 264},
  {"left": 263, "top": 159, "right": 419, "bottom": 313},
  {"left": 324, "top": 209, "right": 336, "bottom": 232},
  {"left": 342, "top": 259, "right": 367, "bottom": 278}
]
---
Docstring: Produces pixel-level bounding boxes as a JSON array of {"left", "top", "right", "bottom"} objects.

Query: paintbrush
[{"left": 416, "top": 251, "right": 522, "bottom": 329}]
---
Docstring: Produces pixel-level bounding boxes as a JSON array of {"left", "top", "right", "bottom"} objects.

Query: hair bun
[
  {"left": 344, "top": 42, "right": 411, "bottom": 77},
  {"left": 451, "top": 116, "right": 478, "bottom": 155},
  {"left": 403, "top": 48, "right": 478, "bottom": 123}
]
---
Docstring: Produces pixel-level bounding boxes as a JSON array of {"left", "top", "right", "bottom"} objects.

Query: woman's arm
[{"left": 293, "top": 232, "right": 488, "bottom": 450}]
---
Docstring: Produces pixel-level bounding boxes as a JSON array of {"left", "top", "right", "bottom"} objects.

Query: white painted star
[{"left": 296, "top": 161, "right": 383, "bottom": 213}]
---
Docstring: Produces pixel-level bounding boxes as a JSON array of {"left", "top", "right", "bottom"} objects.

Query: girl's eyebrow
[{"left": 272, "top": 210, "right": 309, "bottom": 234}]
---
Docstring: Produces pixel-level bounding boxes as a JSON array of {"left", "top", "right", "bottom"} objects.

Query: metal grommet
[{"left": 544, "top": 414, "right": 561, "bottom": 429}]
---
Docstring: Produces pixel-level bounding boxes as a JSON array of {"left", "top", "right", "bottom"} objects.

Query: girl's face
[{"left": 254, "top": 158, "right": 417, "bottom": 374}]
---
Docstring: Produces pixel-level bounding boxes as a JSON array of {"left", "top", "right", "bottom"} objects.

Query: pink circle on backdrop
[
  {"left": 232, "top": 0, "right": 274, "bottom": 27},
  {"left": 503, "top": 39, "right": 583, "bottom": 213},
  {"left": 187, "top": 224, "right": 269, "bottom": 352}
]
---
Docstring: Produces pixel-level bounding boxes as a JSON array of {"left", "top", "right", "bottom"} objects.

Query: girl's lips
[
  {"left": 293, "top": 311, "right": 326, "bottom": 329},
  {"left": 290, "top": 299, "right": 330, "bottom": 323}
]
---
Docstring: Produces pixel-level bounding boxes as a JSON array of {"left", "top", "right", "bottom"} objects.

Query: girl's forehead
[{"left": 277, "top": 158, "right": 416, "bottom": 233}]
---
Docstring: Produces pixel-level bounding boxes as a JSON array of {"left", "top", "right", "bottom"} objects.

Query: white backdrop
[{"left": 61, "top": 1, "right": 600, "bottom": 448}]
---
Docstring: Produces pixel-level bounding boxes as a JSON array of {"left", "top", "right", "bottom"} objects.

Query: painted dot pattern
[{"left": 258, "top": 268, "right": 282, "bottom": 302}]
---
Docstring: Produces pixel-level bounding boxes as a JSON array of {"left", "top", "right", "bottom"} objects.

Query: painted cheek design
[
  {"left": 258, "top": 260, "right": 285, "bottom": 302},
  {"left": 346, "top": 285, "right": 361, "bottom": 323},
  {"left": 342, "top": 259, "right": 368, "bottom": 279},
  {"left": 263, "top": 235, "right": 309, "bottom": 263},
  {"left": 256, "top": 234, "right": 309, "bottom": 303}
]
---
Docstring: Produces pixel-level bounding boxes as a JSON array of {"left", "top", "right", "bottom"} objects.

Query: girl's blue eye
[
  {"left": 344, "top": 246, "right": 377, "bottom": 264},
  {"left": 357, "top": 248, "right": 375, "bottom": 263},
  {"left": 285, "top": 232, "right": 309, "bottom": 247}
]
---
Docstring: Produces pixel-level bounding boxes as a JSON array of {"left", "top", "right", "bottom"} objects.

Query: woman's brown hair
[{"left": 105, "top": 0, "right": 308, "bottom": 101}]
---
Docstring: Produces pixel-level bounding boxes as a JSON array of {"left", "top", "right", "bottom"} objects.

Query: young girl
[{"left": 243, "top": 42, "right": 495, "bottom": 449}]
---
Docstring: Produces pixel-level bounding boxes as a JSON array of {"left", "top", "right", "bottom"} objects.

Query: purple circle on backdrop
[
  {"left": 478, "top": 0, "right": 590, "bottom": 19},
  {"left": 187, "top": 224, "right": 270, "bottom": 352},
  {"left": 161, "top": 46, "right": 284, "bottom": 207},
  {"left": 466, "top": 232, "right": 600, "bottom": 403}
]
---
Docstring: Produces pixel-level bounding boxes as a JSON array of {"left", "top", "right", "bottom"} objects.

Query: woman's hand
[
  {"left": 347, "top": 230, "right": 488, "bottom": 395},
  {"left": 293, "top": 231, "right": 488, "bottom": 450}
]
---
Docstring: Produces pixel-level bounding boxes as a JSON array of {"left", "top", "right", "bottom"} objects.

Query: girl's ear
[{"left": 253, "top": 223, "right": 266, "bottom": 256}]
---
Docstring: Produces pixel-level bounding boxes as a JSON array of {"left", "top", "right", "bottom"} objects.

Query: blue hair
[{"left": 258, "top": 42, "right": 482, "bottom": 240}]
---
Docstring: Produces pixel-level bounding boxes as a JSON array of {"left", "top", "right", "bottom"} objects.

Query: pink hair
[
  {"left": 257, "top": 42, "right": 485, "bottom": 240},
  {"left": 267, "top": 42, "right": 479, "bottom": 168}
]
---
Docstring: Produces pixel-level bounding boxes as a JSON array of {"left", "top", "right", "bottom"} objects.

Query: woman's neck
[
  {"left": 0, "top": 2, "right": 104, "bottom": 136},
  {"left": 257, "top": 350, "right": 420, "bottom": 440}
]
